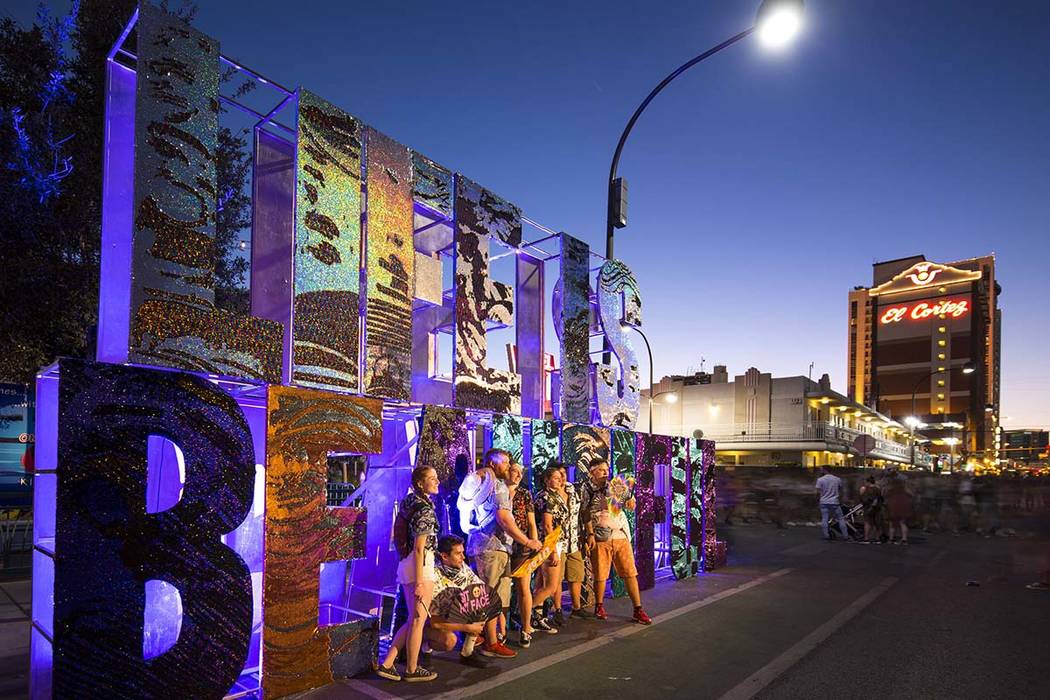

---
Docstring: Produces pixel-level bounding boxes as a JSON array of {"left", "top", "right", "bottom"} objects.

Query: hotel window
[
  {"left": 937, "top": 379, "right": 945, "bottom": 387},
  {"left": 937, "top": 393, "right": 945, "bottom": 400},
  {"left": 937, "top": 353, "right": 946, "bottom": 360},
  {"left": 938, "top": 326, "right": 947, "bottom": 333},
  {"left": 937, "top": 339, "right": 947, "bottom": 347}
]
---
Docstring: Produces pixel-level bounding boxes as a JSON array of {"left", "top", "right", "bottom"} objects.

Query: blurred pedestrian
[
  {"left": 859, "top": 475, "right": 883, "bottom": 544},
  {"left": 816, "top": 467, "right": 849, "bottom": 541},
  {"left": 885, "top": 476, "right": 913, "bottom": 545}
]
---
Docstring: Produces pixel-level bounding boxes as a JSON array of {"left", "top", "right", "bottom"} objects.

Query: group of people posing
[{"left": 378, "top": 449, "right": 652, "bottom": 683}]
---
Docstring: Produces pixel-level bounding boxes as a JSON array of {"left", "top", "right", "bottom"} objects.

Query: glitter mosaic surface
[
  {"left": 688, "top": 438, "right": 704, "bottom": 577},
  {"left": 263, "top": 386, "right": 382, "bottom": 699},
  {"left": 417, "top": 405, "right": 470, "bottom": 486},
  {"left": 699, "top": 439, "right": 725, "bottom": 570},
  {"left": 54, "top": 359, "right": 254, "bottom": 698},
  {"left": 293, "top": 89, "right": 362, "bottom": 391},
  {"left": 363, "top": 128, "right": 414, "bottom": 400},
  {"left": 562, "top": 423, "right": 611, "bottom": 482},
  {"left": 454, "top": 175, "right": 522, "bottom": 247},
  {"left": 452, "top": 193, "right": 521, "bottom": 413},
  {"left": 633, "top": 433, "right": 671, "bottom": 591},
  {"left": 528, "top": 418, "right": 561, "bottom": 492},
  {"left": 410, "top": 151, "right": 452, "bottom": 217},
  {"left": 558, "top": 234, "right": 592, "bottom": 423},
  {"left": 594, "top": 260, "right": 641, "bottom": 429},
  {"left": 610, "top": 429, "right": 636, "bottom": 597},
  {"left": 670, "top": 437, "right": 690, "bottom": 580},
  {"left": 129, "top": 4, "right": 281, "bottom": 382},
  {"left": 490, "top": 413, "right": 524, "bottom": 464}
]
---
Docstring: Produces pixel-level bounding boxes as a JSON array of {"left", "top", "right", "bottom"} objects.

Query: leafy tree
[{"left": 0, "top": 1, "right": 253, "bottom": 383}]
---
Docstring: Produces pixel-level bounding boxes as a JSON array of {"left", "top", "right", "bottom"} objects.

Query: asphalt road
[
  {"left": 339, "top": 525, "right": 1050, "bottom": 700},
  {"left": 3, "top": 525, "right": 1048, "bottom": 699}
]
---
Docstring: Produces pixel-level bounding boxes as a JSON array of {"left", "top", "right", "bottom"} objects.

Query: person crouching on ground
[
  {"left": 504, "top": 461, "right": 541, "bottom": 647},
  {"left": 579, "top": 458, "right": 652, "bottom": 625},
  {"left": 457, "top": 448, "right": 542, "bottom": 658},
  {"left": 426, "top": 535, "right": 505, "bottom": 668},
  {"left": 377, "top": 466, "right": 440, "bottom": 682}
]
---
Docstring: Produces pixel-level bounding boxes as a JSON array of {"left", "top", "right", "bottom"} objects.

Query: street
[{"left": 333, "top": 525, "right": 1050, "bottom": 700}]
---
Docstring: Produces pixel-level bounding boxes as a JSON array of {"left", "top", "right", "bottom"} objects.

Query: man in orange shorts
[{"left": 580, "top": 458, "right": 651, "bottom": 625}]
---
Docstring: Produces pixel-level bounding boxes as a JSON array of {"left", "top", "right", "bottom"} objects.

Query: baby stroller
[{"left": 827, "top": 502, "right": 863, "bottom": 541}]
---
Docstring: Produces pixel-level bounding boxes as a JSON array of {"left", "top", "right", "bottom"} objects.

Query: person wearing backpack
[
  {"left": 377, "top": 466, "right": 440, "bottom": 683},
  {"left": 457, "top": 449, "right": 542, "bottom": 659}
]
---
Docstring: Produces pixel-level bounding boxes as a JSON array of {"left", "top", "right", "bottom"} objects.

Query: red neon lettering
[{"left": 880, "top": 299, "right": 969, "bottom": 324}]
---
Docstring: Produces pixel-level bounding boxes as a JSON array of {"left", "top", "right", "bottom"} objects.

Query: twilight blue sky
[{"left": 11, "top": 1, "right": 1050, "bottom": 426}]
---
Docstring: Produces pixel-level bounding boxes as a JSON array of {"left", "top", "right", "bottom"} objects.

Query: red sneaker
[
  {"left": 480, "top": 641, "right": 518, "bottom": 659},
  {"left": 594, "top": 603, "right": 607, "bottom": 620},
  {"left": 632, "top": 607, "right": 652, "bottom": 625}
]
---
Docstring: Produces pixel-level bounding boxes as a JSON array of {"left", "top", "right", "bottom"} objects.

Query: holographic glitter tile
[
  {"left": 453, "top": 177, "right": 521, "bottom": 413},
  {"left": 557, "top": 233, "right": 591, "bottom": 423},
  {"left": 634, "top": 433, "right": 671, "bottom": 591},
  {"left": 455, "top": 175, "right": 522, "bottom": 247},
  {"left": 292, "top": 89, "right": 362, "bottom": 391},
  {"left": 528, "top": 418, "right": 561, "bottom": 493},
  {"left": 698, "top": 439, "right": 725, "bottom": 570},
  {"left": 610, "top": 428, "right": 636, "bottom": 597},
  {"left": 490, "top": 413, "right": 524, "bottom": 465},
  {"left": 53, "top": 359, "right": 254, "bottom": 698},
  {"left": 688, "top": 438, "right": 704, "bottom": 576},
  {"left": 417, "top": 405, "right": 469, "bottom": 486},
  {"left": 363, "top": 128, "right": 414, "bottom": 401},
  {"left": 263, "top": 386, "right": 382, "bottom": 699},
  {"left": 129, "top": 4, "right": 281, "bottom": 382},
  {"left": 418, "top": 405, "right": 470, "bottom": 537},
  {"left": 670, "top": 437, "right": 690, "bottom": 580},
  {"left": 594, "top": 260, "right": 641, "bottom": 429},
  {"left": 562, "top": 423, "right": 611, "bottom": 483},
  {"left": 411, "top": 151, "right": 452, "bottom": 218},
  {"left": 414, "top": 251, "right": 443, "bottom": 306}
]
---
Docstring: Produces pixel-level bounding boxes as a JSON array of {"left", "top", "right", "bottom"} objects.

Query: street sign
[{"left": 853, "top": 434, "right": 876, "bottom": 457}]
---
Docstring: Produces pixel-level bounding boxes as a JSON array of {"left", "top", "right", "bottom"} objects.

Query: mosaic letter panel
[
  {"left": 687, "top": 438, "right": 704, "bottom": 576},
  {"left": 594, "top": 260, "right": 642, "bottom": 429},
  {"left": 634, "top": 434, "right": 671, "bottom": 591},
  {"left": 562, "top": 423, "right": 611, "bottom": 483},
  {"left": 453, "top": 176, "right": 520, "bottom": 413},
  {"left": 129, "top": 5, "right": 281, "bottom": 382},
  {"left": 557, "top": 233, "right": 592, "bottom": 423},
  {"left": 699, "top": 439, "right": 726, "bottom": 569},
  {"left": 363, "top": 128, "right": 414, "bottom": 400},
  {"left": 417, "top": 406, "right": 470, "bottom": 536},
  {"left": 670, "top": 437, "right": 690, "bottom": 580},
  {"left": 263, "top": 386, "right": 383, "bottom": 699},
  {"left": 53, "top": 359, "right": 254, "bottom": 698},
  {"left": 610, "top": 429, "right": 636, "bottom": 598},
  {"left": 292, "top": 89, "right": 362, "bottom": 391},
  {"left": 489, "top": 413, "right": 524, "bottom": 465},
  {"left": 411, "top": 151, "right": 453, "bottom": 218},
  {"left": 528, "top": 418, "right": 561, "bottom": 493}
]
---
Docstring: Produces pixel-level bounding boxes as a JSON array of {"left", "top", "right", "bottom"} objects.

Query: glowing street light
[{"left": 757, "top": 0, "right": 805, "bottom": 49}]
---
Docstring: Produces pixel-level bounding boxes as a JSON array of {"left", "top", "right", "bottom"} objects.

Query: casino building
[{"left": 847, "top": 255, "right": 1001, "bottom": 468}]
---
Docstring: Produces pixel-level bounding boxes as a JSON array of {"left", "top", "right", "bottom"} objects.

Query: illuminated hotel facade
[{"left": 847, "top": 255, "right": 1001, "bottom": 468}]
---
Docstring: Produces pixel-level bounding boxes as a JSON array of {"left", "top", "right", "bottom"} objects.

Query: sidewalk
[{"left": 0, "top": 578, "right": 29, "bottom": 700}]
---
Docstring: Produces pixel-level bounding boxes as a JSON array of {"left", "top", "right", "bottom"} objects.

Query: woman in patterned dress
[{"left": 530, "top": 465, "right": 576, "bottom": 632}]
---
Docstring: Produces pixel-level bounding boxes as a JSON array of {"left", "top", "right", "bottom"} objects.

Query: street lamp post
[
  {"left": 627, "top": 325, "right": 677, "bottom": 435},
  {"left": 906, "top": 362, "right": 976, "bottom": 469},
  {"left": 600, "top": 0, "right": 803, "bottom": 365},
  {"left": 603, "top": 0, "right": 805, "bottom": 261}
]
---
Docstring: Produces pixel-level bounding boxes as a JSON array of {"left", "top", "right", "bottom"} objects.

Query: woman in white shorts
[{"left": 378, "top": 466, "right": 440, "bottom": 683}]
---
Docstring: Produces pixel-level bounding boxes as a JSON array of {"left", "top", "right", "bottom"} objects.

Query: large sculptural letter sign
[{"left": 53, "top": 360, "right": 254, "bottom": 698}]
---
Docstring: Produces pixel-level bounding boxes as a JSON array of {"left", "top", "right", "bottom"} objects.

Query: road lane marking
[
  {"left": 718, "top": 575, "right": 899, "bottom": 700},
  {"left": 426, "top": 567, "right": 794, "bottom": 700}
]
